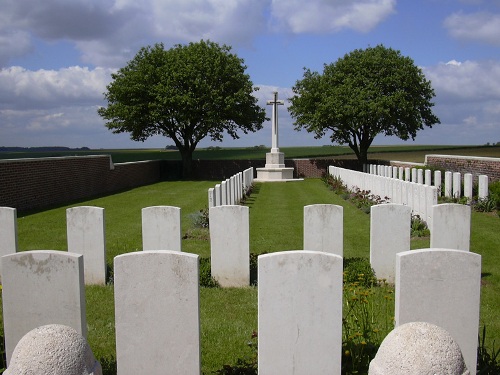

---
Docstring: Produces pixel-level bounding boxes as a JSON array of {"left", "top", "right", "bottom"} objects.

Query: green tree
[
  {"left": 289, "top": 45, "right": 440, "bottom": 164},
  {"left": 98, "top": 40, "right": 266, "bottom": 177}
]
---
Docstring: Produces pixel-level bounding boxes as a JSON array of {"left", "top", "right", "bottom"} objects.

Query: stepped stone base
[{"left": 255, "top": 152, "right": 302, "bottom": 182}]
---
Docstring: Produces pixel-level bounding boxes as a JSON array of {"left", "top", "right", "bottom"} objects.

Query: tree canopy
[
  {"left": 289, "top": 45, "right": 440, "bottom": 164},
  {"left": 98, "top": 40, "right": 266, "bottom": 177}
]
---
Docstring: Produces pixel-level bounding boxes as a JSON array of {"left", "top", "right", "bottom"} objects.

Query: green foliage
[
  {"left": 342, "top": 258, "right": 393, "bottom": 374},
  {"left": 190, "top": 208, "right": 210, "bottom": 229},
  {"left": 199, "top": 257, "right": 220, "bottom": 288},
  {"left": 289, "top": 45, "right": 440, "bottom": 163},
  {"left": 411, "top": 214, "right": 430, "bottom": 237},
  {"left": 214, "top": 332, "right": 257, "bottom": 374},
  {"left": 343, "top": 257, "right": 377, "bottom": 287},
  {"left": 322, "top": 173, "right": 349, "bottom": 193},
  {"left": 0, "top": 333, "right": 5, "bottom": 373},
  {"left": 99, "top": 356, "right": 117, "bottom": 375},
  {"left": 478, "top": 325, "right": 500, "bottom": 374},
  {"left": 98, "top": 40, "right": 266, "bottom": 177}
]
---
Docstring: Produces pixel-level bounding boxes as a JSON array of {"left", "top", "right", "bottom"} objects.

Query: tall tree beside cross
[
  {"left": 289, "top": 45, "right": 440, "bottom": 165},
  {"left": 98, "top": 40, "right": 266, "bottom": 178}
]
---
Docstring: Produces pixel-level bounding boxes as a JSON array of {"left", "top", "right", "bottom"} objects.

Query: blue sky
[{"left": 1, "top": 0, "right": 499, "bottom": 149}]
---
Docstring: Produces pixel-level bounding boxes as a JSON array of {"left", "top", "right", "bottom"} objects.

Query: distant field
[{"left": 1, "top": 145, "right": 499, "bottom": 164}]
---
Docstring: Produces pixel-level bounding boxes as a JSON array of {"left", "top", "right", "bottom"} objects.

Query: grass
[{"left": 1, "top": 178, "right": 499, "bottom": 373}]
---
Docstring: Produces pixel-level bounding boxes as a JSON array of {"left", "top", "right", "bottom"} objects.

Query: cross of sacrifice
[{"left": 267, "top": 91, "right": 285, "bottom": 153}]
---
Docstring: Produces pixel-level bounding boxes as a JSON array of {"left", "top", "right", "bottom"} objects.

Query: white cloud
[
  {"left": 423, "top": 60, "right": 500, "bottom": 103},
  {"left": 269, "top": 0, "right": 396, "bottom": 33},
  {"left": 444, "top": 11, "right": 500, "bottom": 46},
  {"left": 419, "top": 60, "right": 500, "bottom": 144},
  {"left": 0, "top": 0, "right": 399, "bottom": 69},
  {"left": 0, "top": 66, "right": 114, "bottom": 110},
  {"left": 0, "top": 0, "right": 269, "bottom": 68}
]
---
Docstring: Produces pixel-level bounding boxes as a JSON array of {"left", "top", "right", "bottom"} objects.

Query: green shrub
[
  {"left": 214, "top": 331, "right": 257, "bottom": 374},
  {"left": 477, "top": 325, "right": 500, "bottom": 374},
  {"left": 343, "top": 257, "right": 377, "bottom": 287},
  {"left": 190, "top": 207, "right": 210, "bottom": 229},
  {"left": 411, "top": 214, "right": 430, "bottom": 237},
  {"left": 199, "top": 257, "right": 220, "bottom": 288}
]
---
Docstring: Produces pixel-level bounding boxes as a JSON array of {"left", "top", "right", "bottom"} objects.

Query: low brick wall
[
  {"left": 425, "top": 154, "right": 500, "bottom": 182},
  {"left": 0, "top": 155, "right": 362, "bottom": 212},
  {"left": 0, "top": 156, "right": 162, "bottom": 212}
]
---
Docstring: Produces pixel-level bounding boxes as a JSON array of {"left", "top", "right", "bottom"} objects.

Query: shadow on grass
[{"left": 243, "top": 183, "right": 261, "bottom": 209}]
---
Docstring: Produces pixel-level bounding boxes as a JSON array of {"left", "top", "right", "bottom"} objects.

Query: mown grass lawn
[{"left": 1, "top": 178, "right": 498, "bottom": 374}]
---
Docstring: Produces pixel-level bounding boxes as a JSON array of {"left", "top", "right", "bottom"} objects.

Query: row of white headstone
[
  {"left": 1, "top": 246, "right": 480, "bottom": 374},
  {"left": 365, "top": 163, "right": 489, "bottom": 199},
  {"left": 0, "top": 205, "right": 185, "bottom": 284},
  {"left": 208, "top": 167, "right": 254, "bottom": 208},
  {"left": 331, "top": 165, "right": 438, "bottom": 225},
  {"left": 0, "top": 198, "right": 472, "bottom": 287}
]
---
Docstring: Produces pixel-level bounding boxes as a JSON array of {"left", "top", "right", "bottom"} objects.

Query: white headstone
[
  {"left": 464, "top": 173, "right": 473, "bottom": 200},
  {"left": 370, "top": 204, "right": 411, "bottom": 283},
  {"left": 424, "top": 169, "right": 431, "bottom": 186},
  {"left": 434, "top": 170, "right": 442, "bottom": 196},
  {"left": 405, "top": 167, "right": 411, "bottom": 182},
  {"left": 453, "top": 172, "right": 461, "bottom": 198},
  {"left": 208, "top": 188, "right": 215, "bottom": 208},
  {"left": 258, "top": 251, "right": 343, "bottom": 375},
  {"left": 209, "top": 205, "right": 249, "bottom": 287},
  {"left": 398, "top": 167, "right": 404, "bottom": 180},
  {"left": 67, "top": 206, "right": 106, "bottom": 284},
  {"left": 221, "top": 181, "right": 227, "bottom": 205},
  {"left": 445, "top": 171, "right": 452, "bottom": 197},
  {"left": 395, "top": 248, "right": 481, "bottom": 375},
  {"left": 215, "top": 184, "right": 221, "bottom": 206},
  {"left": 411, "top": 168, "right": 417, "bottom": 183},
  {"left": 0, "top": 207, "right": 18, "bottom": 261},
  {"left": 303, "top": 204, "right": 343, "bottom": 256},
  {"left": 114, "top": 251, "right": 200, "bottom": 375},
  {"left": 142, "top": 206, "right": 181, "bottom": 252},
  {"left": 478, "top": 175, "right": 488, "bottom": 199},
  {"left": 430, "top": 203, "right": 471, "bottom": 251},
  {"left": 417, "top": 169, "right": 423, "bottom": 184},
  {"left": 1, "top": 250, "right": 87, "bottom": 365}
]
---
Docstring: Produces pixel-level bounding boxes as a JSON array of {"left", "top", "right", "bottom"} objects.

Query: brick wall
[
  {"left": 0, "top": 156, "right": 162, "bottom": 212},
  {"left": 425, "top": 155, "right": 500, "bottom": 182}
]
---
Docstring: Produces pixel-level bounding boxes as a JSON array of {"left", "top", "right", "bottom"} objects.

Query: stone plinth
[{"left": 256, "top": 152, "right": 297, "bottom": 181}]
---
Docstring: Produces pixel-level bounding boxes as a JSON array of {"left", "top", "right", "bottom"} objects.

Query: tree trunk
[
  {"left": 358, "top": 147, "right": 369, "bottom": 165},
  {"left": 179, "top": 148, "right": 194, "bottom": 179}
]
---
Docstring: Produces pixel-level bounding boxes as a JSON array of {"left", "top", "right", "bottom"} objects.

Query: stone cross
[{"left": 267, "top": 91, "right": 284, "bottom": 153}]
